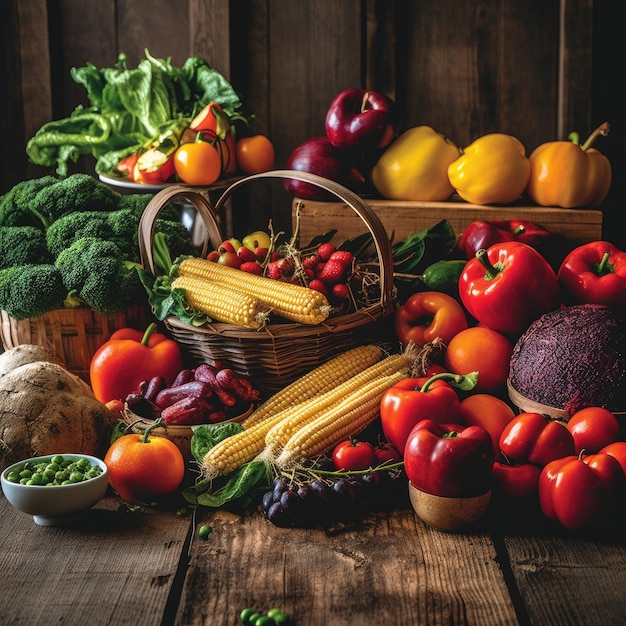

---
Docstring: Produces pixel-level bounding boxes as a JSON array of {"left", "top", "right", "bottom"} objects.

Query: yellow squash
[
  {"left": 371, "top": 126, "right": 461, "bottom": 201},
  {"left": 447, "top": 133, "right": 531, "bottom": 205},
  {"left": 526, "top": 122, "right": 612, "bottom": 208}
]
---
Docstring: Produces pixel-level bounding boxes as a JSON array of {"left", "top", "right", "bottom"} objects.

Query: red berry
[
  {"left": 302, "top": 254, "right": 320, "bottom": 269},
  {"left": 207, "top": 250, "right": 220, "bottom": 262},
  {"left": 308, "top": 279, "right": 329, "bottom": 295},
  {"left": 332, "top": 283, "right": 350, "bottom": 299},
  {"left": 319, "top": 258, "right": 350, "bottom": 284},
  {"left": 240, "top": 261, "right": 263, "bottom": 275},
  {"left": 316, "top": 242, "right": 336, "bottom": 261}
]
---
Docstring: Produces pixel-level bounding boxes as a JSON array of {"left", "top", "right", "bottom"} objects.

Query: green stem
[
  {"left": 595, "top": 251, "right": 612, "bottom": 276},
  {"left": 140, "top": 322, "right": 158, "bottom": 346},
  {"left": 580, "top": 122, "right": 610, "bottom": 152},
  {"left": 420, "top": 371, "right": 478, "bottom": 393},
  {"left": 142, "top": 417, "right": 166, "bottom": 443},
  {"left": 475, "top": 248, "right": 501, "bottom": 280}
]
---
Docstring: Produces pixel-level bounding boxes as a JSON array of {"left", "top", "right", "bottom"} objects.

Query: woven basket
[
  {"left": 0, "top": 304, "right": 152, "bottom": 383},
  {"left": 138, "top": 170, "right": 397, "bottom": 396}
]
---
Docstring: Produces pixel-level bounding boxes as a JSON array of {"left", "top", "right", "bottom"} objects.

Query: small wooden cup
[{"left": 408, "top": 482, "right": 491, "bottom": 532}]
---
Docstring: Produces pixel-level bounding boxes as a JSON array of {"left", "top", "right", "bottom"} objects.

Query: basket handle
[
  {"left": 138, "top": 186, "right": 224, "bottom": 275},
  {"left": 212, "top": 170, "right": 395, "bottom": 308},
  {"left": 138, "top": 170, "right": 394, "bottom": 308}
]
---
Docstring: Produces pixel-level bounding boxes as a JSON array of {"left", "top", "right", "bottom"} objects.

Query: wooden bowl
[{"left": 408, "top": 482, "right": 491, "bottom": 532}]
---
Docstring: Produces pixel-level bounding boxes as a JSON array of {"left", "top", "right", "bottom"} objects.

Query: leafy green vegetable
[{"left": 26, "top": 50, "right": 246, "bottom": 177}]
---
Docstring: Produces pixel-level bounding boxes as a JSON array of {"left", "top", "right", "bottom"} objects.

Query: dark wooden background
[{"left": 2, "top": 0, "right": 624, "bottom": 246}]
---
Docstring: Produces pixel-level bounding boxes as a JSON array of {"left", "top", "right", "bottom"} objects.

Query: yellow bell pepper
[
  {"left": 526, "top": 122, "right": 612, "bottom": 208},
  {"left": 371, "top": 126, "right": 461, "bottom": 201},
  {"left": 447, "top": 133, "right": 531, "bottom": 205}
]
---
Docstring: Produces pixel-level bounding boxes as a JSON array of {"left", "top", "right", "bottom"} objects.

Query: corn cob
[
  {"left": 200, "top": 401, "right": 309, "bottom": 478},
  {"left": 177, "top": 257, "right": 330, "bottom": 324},
  {"left": 171, "top": 275, "right": 269, "bottom": 328},
  {"left": 263, "top": 353, "right": 411, "bottom": 459},
  {"left": 241, "top": 344, "right": 384, "bottom": 429},
  {"left": 274, "top": 371, "right": 406, "bottom": 469}
]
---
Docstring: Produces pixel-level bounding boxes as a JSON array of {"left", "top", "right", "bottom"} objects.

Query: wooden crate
[{"left": 292, "top": 197, "right": 603, "bottom": 251}]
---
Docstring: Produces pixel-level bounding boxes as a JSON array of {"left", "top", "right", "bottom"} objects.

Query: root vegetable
[{"left": 0, "top": 346, "right": 115, "bottom": 471}]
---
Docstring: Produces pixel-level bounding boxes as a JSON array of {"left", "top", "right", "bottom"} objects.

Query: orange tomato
[
  {"left": 104, "top": 428, "right": 185, "bottom": 503},
  {"left": 174, "top": 139, "right": 222, "bottom": 185},
  {"left": 444, "top": 326, "right": 514, "bottom": 393},
  {"left": 236, "top": 135, "right": 276, "bottom": 174},
  {"left": 459, "top": 393, "right": 517, "bottom": 459}
]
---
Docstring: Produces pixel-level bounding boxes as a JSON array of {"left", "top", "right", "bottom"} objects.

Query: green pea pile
[
  {"left": 4, "top": 455, "right": 103, "bottom": 486},
  {"left": 240, "top": 607, "right": 293, "bottom": 625}
]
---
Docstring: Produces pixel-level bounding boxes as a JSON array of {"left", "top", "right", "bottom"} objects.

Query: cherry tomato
[
  {"left": 566, "top": 406, "right": 621, "bottom": 454},
  {"left": 373, "top": 441, "right": 402, "bottom": 464},
  {"left": 331, "top": 438, "right": 376, "bottom": 471},
  {"left": 236, "top": 135, "right": 276, "bottom": 174},
  {"left": 104, "top": 424, "right": 185, "bottom": 503},
  {"left": 174, "top": 138, "right": 222, "bottom": 186}
]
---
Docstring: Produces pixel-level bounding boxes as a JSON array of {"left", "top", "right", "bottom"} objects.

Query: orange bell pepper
[
  {"left": 89, "top": 323, "right": 183, "bottom": 404},
  {"left": 526, "top": 122, "right": 612, "bottom": 208}
]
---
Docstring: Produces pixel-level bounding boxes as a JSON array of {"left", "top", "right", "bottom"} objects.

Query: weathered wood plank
[
  {"left": 0, "top": 494, "right": 191, "bottom": 626},
  {"left": 504, "top": 533, "right": 626, "bottom": 626},
  {"left": 178, "top": 507, "right": 518, "bottom": 626}
]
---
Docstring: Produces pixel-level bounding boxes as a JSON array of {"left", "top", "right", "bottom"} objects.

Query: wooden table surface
[{"left": 2, "top": 483, "right": 626, "bottom": 626}]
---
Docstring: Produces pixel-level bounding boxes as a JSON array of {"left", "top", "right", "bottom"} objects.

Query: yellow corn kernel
[
  {"left": 171, "top": 275, "right": 269, "bottom": 328},
  {"left": 177, "top": 257, "right": 330, "bottom": 324},
  {"left": 241, "top": 344, "right": 385, "bottom": 429},
  {"left": 275, "top": 371, "right": 406, "bottom": 469},
  {"left": 263, "top": 353, "right": 411, "bottom": 458}
]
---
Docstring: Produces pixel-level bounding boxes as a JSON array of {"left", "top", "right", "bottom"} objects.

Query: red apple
[
  {"left": 284, "top": 136, "right": 366, "bottom": 200},
  {"left": 325, "top": 88, "right": 399, "bottom": 153}
]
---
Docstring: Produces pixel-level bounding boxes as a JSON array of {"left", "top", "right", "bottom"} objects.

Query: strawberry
[
  {"left": 240, "top": 261, "right": 263, "bottom": 275},
  {"left": 332, "top": 283, "right": 350, "bottom": 299},
  {"left": 308, "top": 279, "right": 329, "bottom": 296},
  {"left": 318, "top": 252, "right": 354, "bottom": 284},
  {"left": 302, "top": 254, "right": 320, "bottom": 269},
  {"left": 316, "top": 242, "right": 336, "bottom": 261}
]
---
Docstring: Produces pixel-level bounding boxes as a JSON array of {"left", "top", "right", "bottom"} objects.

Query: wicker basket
[
  {"left": 138, "top": 170, "right": 397, "bottom": 396},
  {"left": 0, "top": 304, "right": 152, "bottom": 383}
]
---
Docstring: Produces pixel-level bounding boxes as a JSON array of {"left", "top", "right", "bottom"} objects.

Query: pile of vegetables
[
  {"left": 0, "top": 173, "right": 198, "bottom": 319},
  {"left": 25, "top": 50, "right": 247, "bottom": 178}
]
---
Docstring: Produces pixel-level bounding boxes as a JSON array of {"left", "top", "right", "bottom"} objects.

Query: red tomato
[
  {"left": 492, "top": 461, "right": 541, "bottom": 504},
  {"left": 236, "top": 135, "right": 275, "bottom": 174},
  {"left": 373, "top": 441, "right": 402, "bottom": 464},
  {"left": 331, "top": 438, "right": 376, "bottom": 471},
  {"left": 133, "top": 149, "right": 176, "bottom": 184},
  {"left": 116, "top": 153, "right": 138, "bottom": 179},
  {"left": 566, "top": 406, "right": 620, "bottom": 454},
  {"left": 174, "top": 140, "right": 222, "bottom": 185},
  {"left": 104, "top": 428, "right": 185, "bottom": 503},
  {"left": 190, "top": 102, "right": 237, "bottom": 174}
]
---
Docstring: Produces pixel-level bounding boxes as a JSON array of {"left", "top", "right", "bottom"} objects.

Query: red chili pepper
[
  {"left": 458, "top": 219, "right": 551, "bottom": 260},
  {"left": 557, "top": 240, "right": 626, "bottom": 313},
  {"left": 89, "top": 323, "right": 183, "bottom": 404},
  {"left": 498, "top": 412, "right": 576, "bottom": 468},
  {"left": 459, "top": 241, "right": 560, "bottom": 335},
  {"left": 539, "top": 452, "right": 626, "bottom": 530},
  {"left": 379, "top": 371, "right": 478, "bottom": 454},
  {"left": 404, "top": 420, "right": 494, "bottom": 498}
]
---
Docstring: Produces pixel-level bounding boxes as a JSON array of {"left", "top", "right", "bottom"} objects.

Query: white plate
[{"left": 99, "top": 173, "right": 243, "bottom": 193}]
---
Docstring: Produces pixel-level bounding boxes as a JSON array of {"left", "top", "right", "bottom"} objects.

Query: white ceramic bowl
[{"left": 1, "top": 454, "right": 108, "bottom": 526}]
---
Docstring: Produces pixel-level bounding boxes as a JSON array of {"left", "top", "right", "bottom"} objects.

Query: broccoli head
[
  {"left": 0, "top": 226, "right": 53, "bottom": 270},
  {"left": 0, "top": 264, "right": 67, "bottom": 319},
  {"left": 54, "top": 236, "right": 144, "bottom": 315},
  {"left": 45, "top": 211, "right": 113, "bottom": 259},
  {"left": 31, "top": 173, "right": 121, "bottom": 226},
  {"left": 0, "top": 176, "right": 58, "bottom": 227}
]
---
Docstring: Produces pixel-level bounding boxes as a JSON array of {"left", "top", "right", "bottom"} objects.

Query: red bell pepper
[
  {"left": 498, "top": 412, "right": 575, "bottom": 468},
  {"left": 380, "top": 371, "right": 478, "bottom": 454},
  {"left": 404, "top": 420, "right": 494, "bottom": 498},
  {"left": 89, "top": 323, "right": 183, "bottom": 404},
  {"left": 458, "top": 220, "right": 551, "bottom": 260},
  {"left": 492, "top": 460, "right": 541, "bottom": 504},
  {"left": 539, "top": 452, "right": 626, "bottom": 530},
  {"left": 394, "top": 291, "right": 468, "bottom": 347},
  {"left": 459, "top": 241, "right": 560, "bottom": 335},
  {"left": 557, "top": 240, "right": 626, "bottom": 313}
]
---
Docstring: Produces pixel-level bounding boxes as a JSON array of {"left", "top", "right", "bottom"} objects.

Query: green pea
[
  {"left": 240, "top": 608, "right": 260, "bottom": 625},
  {"left": 19, "top": 469, "right": 32, "bottom": 479},
  {"left": 267, "top": 609, "right": 291, "bottom": 625},
  {"left": 6, "top": 471, "right": 20, "bottom": 483},
  {"left": 51, "top": 455, "right": 65, "bottom": 465},
  {"left": 69, "top": 471, "right": 83, "bottom": 483},
  {"left": 255, "top": 616, "right": 277, "bottom": 626},
  {"left": 198, "top": 524, "right": 212, "bottom": 540}
]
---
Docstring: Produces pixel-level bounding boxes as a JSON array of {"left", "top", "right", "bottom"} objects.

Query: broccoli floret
[
  {"left": 54, "top": 237, "right": 143, "bottom": 315},
  {"left": 0, "top": 264, "right": 66, "bottom": 319},
  {"left": 45, "top": 211, "right": 113, "bottom": 259},
  {"left": 153, "top": 217, "right": 198, "bottom": 259},
  {"left": 31, "top": 173, "right": 121, "bottom": 226},
  {"left": 0, "top": 226, "right": 52, "bottom": 269},
  {"left": 116, "top": 192, "right": 181, "bottom": 223},
  {"left": 0, "top": 176, "right": 58, "bottom": 227}
]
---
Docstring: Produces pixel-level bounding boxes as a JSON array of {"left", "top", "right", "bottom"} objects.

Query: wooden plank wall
[{"left": 2, "top": 0, "right": 624, "bottom": 247}]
